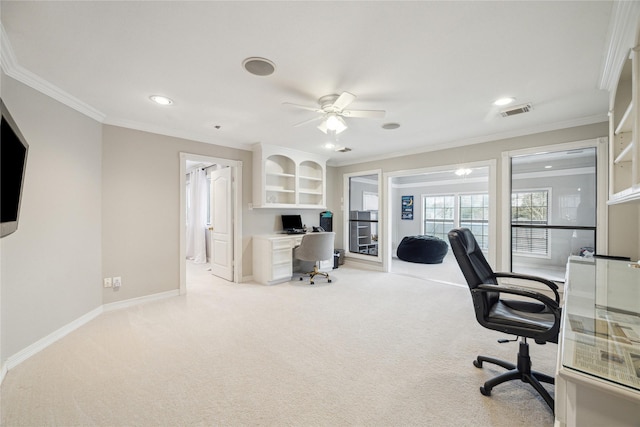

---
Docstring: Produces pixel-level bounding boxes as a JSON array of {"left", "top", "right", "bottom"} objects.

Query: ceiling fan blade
[
  {"left": 332, "top": 91, "right": 356, "bottom": 111},
  {"left": 293, "top": 115, "right": 324, "bottom": 127},
  {"left": 342, "top": 109, "right": 386, "bottom": 119},
  {"left": 282, "top": 102, "right": 323, "bottom": 113}
]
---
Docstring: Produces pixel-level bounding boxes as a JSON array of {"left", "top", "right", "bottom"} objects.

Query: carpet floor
[{"left": 0, "top": 263, "right": 556, "bottom": 426}]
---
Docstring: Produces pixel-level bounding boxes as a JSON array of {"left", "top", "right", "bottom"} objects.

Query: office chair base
[
  {"left": 299, "top": 265, "right": 331, "bottom": 285},
  {"left": 474, "top": 341, "right": 554, "bottom": 412}
]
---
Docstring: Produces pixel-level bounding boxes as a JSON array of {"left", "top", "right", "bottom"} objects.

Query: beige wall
[
  {"left": 329, "top": 123, "right": 640, "bottom": 265},
  {"left": 101, "top": 125, "right": 254, "bottom": 303},
  {"left": 1, "top": 74, "right": 103, "bottom": 362}
]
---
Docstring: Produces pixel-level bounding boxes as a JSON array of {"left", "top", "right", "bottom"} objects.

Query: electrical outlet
[
  {"left": 113, "top": 276, "right": 122, "bottom": 288},
  {"left": 103, "top": 278, "right": 112, "bottom": 288}
]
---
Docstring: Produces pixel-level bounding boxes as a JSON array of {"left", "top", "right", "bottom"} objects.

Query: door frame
[
  {"left": 500, "top": 137, "right": 608, "bottom": 271},
  {"left": 179, "top": 152, "right": 243, "bottom": 294}
]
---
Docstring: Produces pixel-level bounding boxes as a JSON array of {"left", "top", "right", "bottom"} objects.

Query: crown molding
[
  {"left": 103, "top": 116, "right": 254, "bottom": 152},
  {"left": 599, "top": 0, "right": 640, "bottom": 92},
  {"left": 1, "top": 23, "right": 106, "bottom": 122},
  {"left": 328, "top": 113, "right": 608, "bottom": 167}
]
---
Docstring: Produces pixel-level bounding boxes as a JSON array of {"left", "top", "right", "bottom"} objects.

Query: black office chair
[{"left": 447, "top": 228, "right": 561, "bottom": 412}]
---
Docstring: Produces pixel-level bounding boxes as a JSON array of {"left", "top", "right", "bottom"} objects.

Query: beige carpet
[{"left": 1, "top": 263, "right": 556, "bottom": 426}]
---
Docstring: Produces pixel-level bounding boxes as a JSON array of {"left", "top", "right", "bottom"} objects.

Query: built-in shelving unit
[
  {"left": 253, "top": 143, "right": 328, "bottom": 209},
  {"left": 609, "top": 47, "right": 640, "bottom": 204}
]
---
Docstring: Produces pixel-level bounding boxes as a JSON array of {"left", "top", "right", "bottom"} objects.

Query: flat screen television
[
  {"left": 281, "top": 214, "right": 303, "bottom": 231},
  {"left": 1, "top": 99, "right": 29, "bottom": 238}
]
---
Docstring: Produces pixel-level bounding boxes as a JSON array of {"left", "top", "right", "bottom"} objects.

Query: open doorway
[
  {"left": 501, "top": 138, "right": 608, "bottom": 282},
  {"left": 179, "top": 153, "right": 243, "bottom": 294},
  {"left": 383, "top": 160, "right": 496, "bottom": 285}
]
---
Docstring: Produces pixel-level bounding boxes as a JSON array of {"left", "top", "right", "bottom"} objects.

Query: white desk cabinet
[{"left": 253, "top": 234, "right": 333, "bottom": 285}]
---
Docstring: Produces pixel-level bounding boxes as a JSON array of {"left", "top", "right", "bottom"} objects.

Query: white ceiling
[{"left": 1, "top": 1, "right": 615, "bottom": 166}]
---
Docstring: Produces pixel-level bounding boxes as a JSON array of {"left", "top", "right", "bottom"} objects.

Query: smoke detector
[{"left": 500, "top": 102, "right": 532, "bottom": 117}]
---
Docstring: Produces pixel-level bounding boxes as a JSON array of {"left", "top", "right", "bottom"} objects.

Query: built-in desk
[
  {"left": 253, "top": 233, "right": 333, "bottom": 285},
  {"left": 556, "top": 257, "right": 640, "bottom": 427}
]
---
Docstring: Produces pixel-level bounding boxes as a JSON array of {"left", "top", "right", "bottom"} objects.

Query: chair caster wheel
[
  {"left": 299, "top": 277, "right": 303, "bottom": 281},
  {"left": 479, "top": 386, "right": 491, "bottom": 396},
  {"left": 310, "top": 281, "right": 314, "bottom": 285},
  {"left": 473, "top": 360, "right": 483, "bottom": 368},
  {"left": 328, "top": 279, "right": 332, "bottom": 283}
]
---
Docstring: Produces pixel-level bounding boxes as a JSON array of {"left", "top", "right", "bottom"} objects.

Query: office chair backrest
[
  {"left": 295, "top": 232, "right": 335, "bottom": 262},
  {"left": 448, "top": 228, "right": 499, "bottom": 314}
]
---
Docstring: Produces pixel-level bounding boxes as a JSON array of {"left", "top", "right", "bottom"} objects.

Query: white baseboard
[
  {"left": 343, "top": 258, "right": 384, "bottom": 271},
  {"left": 4, "top": 305, "right": 103, "bottom": 374},
  {"left": 1, "top": 360, "right": 8, "bottom": 384},
  {"left": 1, "top": 289, "right": 180, "bottom": 385},
  {"left": 103, "top": 289, "right": 180, "bottom": 312}
]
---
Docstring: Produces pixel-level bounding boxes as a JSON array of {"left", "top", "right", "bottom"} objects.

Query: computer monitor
[{"left": 281, "top": 214, "right": 303, "bottom": 231}]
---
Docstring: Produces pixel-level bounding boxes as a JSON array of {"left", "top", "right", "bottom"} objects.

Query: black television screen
[
  {"left": 281, "top": 214, "right": 303, "bottom": 231},
  {"left": 1, "top": 99, "right": 29, "bottom": 238}
]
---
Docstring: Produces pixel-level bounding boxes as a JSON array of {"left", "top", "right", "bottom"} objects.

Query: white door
[{"left": 210, "top": 166, "right": 233, "bottom": 281}]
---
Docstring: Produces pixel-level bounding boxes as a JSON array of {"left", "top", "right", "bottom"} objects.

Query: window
[
  {"left": 511, "top": 190, "right": 549, "bottom": 256},
  {"left": 459, "top": 194, "right": 489, "bottom": 249},
  {"left": 423, "top": 195, "right": 455, "bottom": 243},
  {"left": 422, "top": 193, "right": 489, "bottom": 250}
]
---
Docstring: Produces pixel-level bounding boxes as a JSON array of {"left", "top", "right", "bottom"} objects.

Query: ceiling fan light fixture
[{"left": 318, "top": 114, "right": 347, "bottom": 134}]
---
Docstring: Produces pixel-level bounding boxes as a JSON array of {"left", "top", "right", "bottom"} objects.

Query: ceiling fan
[{"left": 283, "top": 91, "right": 386, "bottom": 134}]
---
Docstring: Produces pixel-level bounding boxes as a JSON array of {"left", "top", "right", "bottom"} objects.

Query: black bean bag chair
[{"left": 397, "top": 235, "right": 449, "bottom": 264}]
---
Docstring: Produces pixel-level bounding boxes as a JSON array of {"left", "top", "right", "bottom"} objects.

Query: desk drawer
[
  {"left": 271, "top": 239, "right": 292, "bottom": 251},
  {"left": 272, "top": 263, "right": 292, "bottom": 281},
  {"left": 272, "top": 248, "right": 292, "bottom": 265}
]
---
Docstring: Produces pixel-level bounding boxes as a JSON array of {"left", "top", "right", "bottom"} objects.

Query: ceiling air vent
[
  {"left": 500, "top": 102, "right": 532, "bottom": 117},
  {"left": 335, "top": 146, "right": 352, "bottom": 153}
]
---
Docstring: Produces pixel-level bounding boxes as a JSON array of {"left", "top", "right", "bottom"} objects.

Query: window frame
[{"left": 343, "top": 170, "right": 382, "bottom": 262}]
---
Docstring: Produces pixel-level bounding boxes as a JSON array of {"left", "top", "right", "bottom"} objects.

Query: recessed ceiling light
[
  {"left": 382, "top": 122, "right": 401, "bottom": 130},
  {"left": 149, "top": 95, "right": 173, "bottom": 106},
  {"left": 545, "top": 165, "right": 553, "bottom": 169},
  {"left": 493, "top": 97, "right": 515, "bottom": 106},
  {"left": 324, "top": 142, "right": 336, "bottom": 150},
  {"left": 242, "top": 57, "right": 276, "bottom": 76}
]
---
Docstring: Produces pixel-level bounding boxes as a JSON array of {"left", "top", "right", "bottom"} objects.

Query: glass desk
[{"left": 555, "top": 257, "right": 640, "bottom": 427}]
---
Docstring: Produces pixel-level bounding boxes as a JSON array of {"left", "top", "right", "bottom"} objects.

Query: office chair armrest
[
  {"left": 493, "top": 272, "right": 560, "bottom": 303},
  {"left": 475, "top": 283, "right": 561, "bottom": 315}
]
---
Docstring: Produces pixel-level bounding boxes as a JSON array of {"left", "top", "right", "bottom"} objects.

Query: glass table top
[{"left": 563, "top": 257, "right": 640, "bottom": 392}]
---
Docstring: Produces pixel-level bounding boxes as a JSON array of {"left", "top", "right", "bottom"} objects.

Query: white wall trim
[
  {"left": 1, "top": 305, "right": 103, "bottom": 382},
  {"left": 1, "top": 24, "right": 106, "bottom": 122},
  {"left": 343, "top": 169, "right": 383, "bottom": 264},
  {"left": 328, "top": 114, "right": 608, "bottom": 167},
  {"left": 102, "top": 289, "right": 180, "bottom": 312},
  {"left": 0, "top": 289, "right": 181, "bottom": 385},
  {"left": 599, "top": 0, "right": 640, "bottom": 92}
]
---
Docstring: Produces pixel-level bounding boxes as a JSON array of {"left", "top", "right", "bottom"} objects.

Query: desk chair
[
  {"left": 293, "top": 232, "right": 335, "bottom": 284},
  {"left": 447, "top": 228, "right": 561, "bottom": 412}
]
